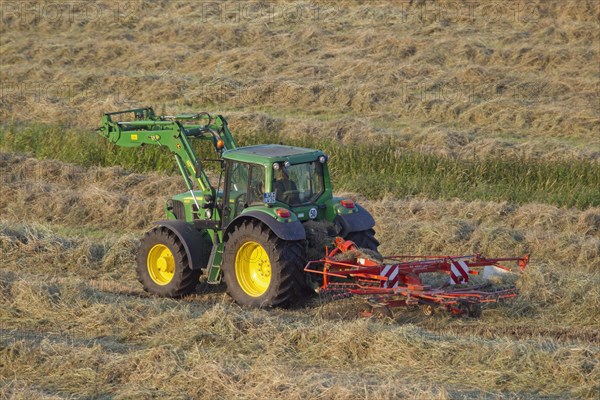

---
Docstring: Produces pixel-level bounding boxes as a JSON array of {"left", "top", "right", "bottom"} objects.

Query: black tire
[
  {"left": 136, "top": 226, "right": 201, "bottom": 297},
  {"left": 222, "top": 220, "right": 306, "bottom": 308},
  {"left": 358, "top": 303, "right": 394, "bottom": 319},
  {"left": 344, "top": 228, "right": 380, "bottom": 253},
  {"left": 457, "top": 302, "right": 482, "bottom": 318},
  {"left": 466, "top": 303, "right": 482, "bottom": 318},
  {"left": 344, "top": 228, "right": 380, "bottom": 250}
]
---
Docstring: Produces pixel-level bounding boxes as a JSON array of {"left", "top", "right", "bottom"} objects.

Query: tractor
[{"left": 99, "top": 107, "right": 378, "bottom": 307}]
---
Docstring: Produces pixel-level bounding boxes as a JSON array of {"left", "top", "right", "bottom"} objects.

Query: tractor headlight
[
  {"left": 284, "top": 161, "right": 291, "bottom": 168},
  {"left": 273, "top": 162, "right": 280, "bottom": 170},
  {"left": 319, "top": 155, "right": 327, "bottom": 163}
]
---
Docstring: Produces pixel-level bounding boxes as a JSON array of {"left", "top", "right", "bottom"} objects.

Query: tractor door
[{"left": 223, "top": 161, "right": 265, "bottom": 226}]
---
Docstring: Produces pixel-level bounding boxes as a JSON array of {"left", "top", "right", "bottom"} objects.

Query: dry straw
[
  {"left": 1, "top": 1, "right": 598, "bottom": 160},
  {"left": 1, "top": 153, "right": 599, "bottom": 398},
  {"left": 1, "top": 0, "right": 600, "bottom": 397}
]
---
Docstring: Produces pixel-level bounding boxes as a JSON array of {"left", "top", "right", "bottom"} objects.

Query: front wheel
[
  {"left": 222, "top": 220, "right": 306, "bottom": 308},
  {"left": 136, "top": 226, "right": 200, "bottom": 297}
]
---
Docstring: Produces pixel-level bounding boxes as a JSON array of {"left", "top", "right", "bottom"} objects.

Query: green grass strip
[{"left": 2, "top": 123, "right": 598, "bottom": 208}]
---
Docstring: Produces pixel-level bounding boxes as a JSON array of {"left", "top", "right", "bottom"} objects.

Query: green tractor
[{"left": 99, "top": 107, "right": 379, "bottom": 307}]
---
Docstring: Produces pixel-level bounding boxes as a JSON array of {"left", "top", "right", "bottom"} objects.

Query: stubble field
[{"left": 1, "top": 1, "right": 599, "bottom": 399}]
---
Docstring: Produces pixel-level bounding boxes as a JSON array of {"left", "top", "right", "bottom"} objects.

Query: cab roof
[{"left": 222, "top": 144, "right": 324, "bottom": 164}]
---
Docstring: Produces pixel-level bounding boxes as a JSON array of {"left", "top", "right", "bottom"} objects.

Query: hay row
[{"left": 1, "top": 1, "right": 599, "bottom": 160}]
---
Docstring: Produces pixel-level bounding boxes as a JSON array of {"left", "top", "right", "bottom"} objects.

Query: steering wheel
[
  {"left": 234, "top": 193, "right": 247, "bottom": 215},
  {"left": 252, "top": 182, "right": 264, "bottom": 200},
  {"left": 283, "top": 190, "right": 300, "bottom": 203}
]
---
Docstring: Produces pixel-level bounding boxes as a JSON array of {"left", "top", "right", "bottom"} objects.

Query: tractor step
[{"left": 206, "top": 243, "right": 224, "bottom": 284}]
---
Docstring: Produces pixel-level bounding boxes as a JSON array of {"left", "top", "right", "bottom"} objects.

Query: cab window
[
  {"left": 248, "top": 165, "right": 265, "bottom": 206},
  {"left": 273, "top": 161, "right": 324, "bottom": 206},
  {"left": 226, "top": 162, "right": 265, "bottom": 221},
  {"left": 227, "top": 162, "right": 248, "bottom": 220}
]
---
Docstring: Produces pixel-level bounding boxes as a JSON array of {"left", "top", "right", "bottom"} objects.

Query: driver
[{"left": 274, "top": 169, "right": 298, "bottom": 202}]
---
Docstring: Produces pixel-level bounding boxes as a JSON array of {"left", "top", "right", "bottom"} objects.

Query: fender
[
  {"left": 153, "top": 220, "right": 212, "bottom": 271},
  {"left": 334, "top": 204, "right": 376, "bottom": 236},
  {"left": 225, "top": 210, "right": 306, "bottom": 241}
]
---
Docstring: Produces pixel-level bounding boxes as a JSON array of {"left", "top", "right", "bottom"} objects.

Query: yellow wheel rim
[
  {"left": 147, "top": 244, "right": 175, "bottom": 285},
  {"left": 235, "top": 241, "right": 271, "bottom": 297}
]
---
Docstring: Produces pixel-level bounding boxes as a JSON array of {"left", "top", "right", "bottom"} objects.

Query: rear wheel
[
  {"left": 136, "top": 226, "right": 201, "bottom": 297},
  {"left": 344, "top": 228, "right": 381, "bottom": 256},
  {"left": 222, "top": 220, "right": 306, "bottom": 308}
]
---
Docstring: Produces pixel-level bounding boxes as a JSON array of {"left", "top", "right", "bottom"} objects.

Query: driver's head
[{"left": 277, "top": 169, "right": 289, "bottom": 180}]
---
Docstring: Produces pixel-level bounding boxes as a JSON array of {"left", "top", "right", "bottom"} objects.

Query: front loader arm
[{"left": 98, "top": 107, "right": 235, "bottom": 196}]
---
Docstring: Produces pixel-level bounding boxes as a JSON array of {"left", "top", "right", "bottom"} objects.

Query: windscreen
[{"left": 272, "top": 162, "right": 324, "bottom": 206}]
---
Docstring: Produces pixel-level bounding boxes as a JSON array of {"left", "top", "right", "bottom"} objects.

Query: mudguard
[
  {"left": 153, "top": 220, "right": 212, "bottom": 271},
  {"left": 225, "top": 210, "right": 306, "bottom": 241},
  {"left": 334, "top": 204, "right": 376, "bottom": 236}
]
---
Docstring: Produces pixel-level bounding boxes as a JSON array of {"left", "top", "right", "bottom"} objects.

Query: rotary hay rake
[{"left": 305, "top": 238, "right": 530, "bottom": 318}]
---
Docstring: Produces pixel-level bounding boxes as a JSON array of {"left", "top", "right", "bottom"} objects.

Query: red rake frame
[{"left": 304, "top": 238, "right": 530, "bottom": 317}]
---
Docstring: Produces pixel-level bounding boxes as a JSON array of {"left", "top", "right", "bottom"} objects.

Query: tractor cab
[
  {"left": 220, "top": 144, "right": 333, "bottom": 225},
  {"left": 99, "top": 108, "right": 378, "bottom": 307}
]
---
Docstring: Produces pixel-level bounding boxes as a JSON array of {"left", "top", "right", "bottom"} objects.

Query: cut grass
[
  {"left": 2, "top": 0, "right": 600, "bottom": 397},
  {"left": 2, "top": 1, "right": 598, "bottom": 161},
  {"left": 1, "top": 221, "right": 598, "bottom": 398},
  {"left": 2, "top": 123, "right": 599, "bottom": 208},
  {"left": 1, "top": 154, "right": 599, "bottom": 399}
]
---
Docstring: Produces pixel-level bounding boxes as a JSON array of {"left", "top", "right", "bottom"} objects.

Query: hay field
[
  {"left": 1, "top": 0, "right": 599, "bottom": 160},
  {"left": 1, "top": 1, "right": 599, "bottom": 399},
  {"left": 1, "top": 152, "right": 599, "bottom": 399}
]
